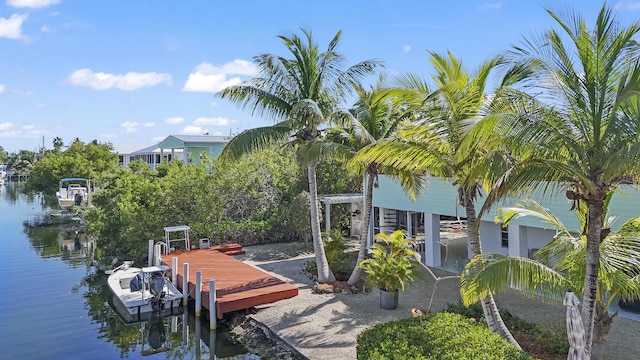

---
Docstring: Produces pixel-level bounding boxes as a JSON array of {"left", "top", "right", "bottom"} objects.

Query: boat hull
[{"left": 107, "top": 264, "right": 183, "bottom": 320}]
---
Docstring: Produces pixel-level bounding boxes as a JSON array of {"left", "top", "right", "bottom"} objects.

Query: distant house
[
  {"left": 157, "top": 135, "right": 233, "bottom": 165},
  {"left": 112, "top": 144, "right": 182, "bottom": 170}
]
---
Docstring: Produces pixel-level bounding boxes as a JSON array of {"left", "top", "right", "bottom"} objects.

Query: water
[{"left": 0, "top": 182, "right": 253, "bottom": 359}]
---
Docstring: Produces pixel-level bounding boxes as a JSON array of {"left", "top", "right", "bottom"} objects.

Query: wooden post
[
  {"left": 148, "top": 239, "right": 154, "bottom": 267},
  {"left": 195, "top": 270, "right": 202, "bottom": 317},
  {"left": 154, "top": 244, "right": 161, "bottom": 266},
  {"left": 172, "top": 257, "right": 178, "bottom": 287},
  {"left": 182, "top": 262, "right": 189, "bottom": 306},
  {"left": 209, "top": 280, "right": 217, "bottom": 330}
]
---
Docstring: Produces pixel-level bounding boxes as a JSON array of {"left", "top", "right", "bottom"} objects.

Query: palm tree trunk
[
  {"left": 347, "top": 170, "right": 375, "bottom": 286},
  {"left": 308, "top": 162, "right": 335, "bottom": 284},
  {"left": 582, "top": 199, "right": 604, "bottom": 354},
  {"left": 463, "top": 185, "right": 521, "bottom": 350},
  {"left": 591, "top": 300, "right": 616, "bottom": 360}
]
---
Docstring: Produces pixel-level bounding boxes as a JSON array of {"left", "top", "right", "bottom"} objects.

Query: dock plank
[{"left": 165, "top": 248, "right": 298, "bottom": 319}]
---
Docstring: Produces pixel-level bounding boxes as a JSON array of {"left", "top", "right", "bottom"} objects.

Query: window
[{"left": 501, "top": 224, "right": 509, "bottom": 248}]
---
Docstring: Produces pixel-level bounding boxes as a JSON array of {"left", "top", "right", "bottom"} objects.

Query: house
[
  {"left": 370, "top": 175, "right": 640, "bottom": 271},
  {"left": 157, "top": 135, "right": 233, "bottom": 165},
  {"left": 112, "top": 144, "right": 182, "bottom": 170},
  {"left": 114, "top": 135, "right": 232, "bottom": 169}
]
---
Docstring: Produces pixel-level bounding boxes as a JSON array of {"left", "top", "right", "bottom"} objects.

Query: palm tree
[
  {"left": 460, "top": 198, "right": 640, "bottom": 360},
  {"left": 323, "top": 82, "right": 418, "bottom": 286},
  {"left": 53, "top": 137, "right": 64, "bottom": 152},
  {"left": 353, "top": 52, "right": 528, "bottom": 347},
  {"left": 479, "top": 5, "right": 640, "bottom": 351},
  {"left": 217, "top": 29, "right": 381, "bottom": 283}
]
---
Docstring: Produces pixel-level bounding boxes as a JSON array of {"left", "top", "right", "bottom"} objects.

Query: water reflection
[
  {"left": 13, "top": 182, "right": 255, "bottom": 359},
  {"left": 23, "top": 211, "right": 95, "bottom": 267}
]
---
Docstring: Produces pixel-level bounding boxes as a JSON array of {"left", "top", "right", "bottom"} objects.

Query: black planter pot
[{"left": 379, "top": 289, "right": 399, "bottom": 310}]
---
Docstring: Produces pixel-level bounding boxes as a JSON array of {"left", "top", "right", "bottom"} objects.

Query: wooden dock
[{"left": 165, "top": 247, "right": 298, "bottom": 319}]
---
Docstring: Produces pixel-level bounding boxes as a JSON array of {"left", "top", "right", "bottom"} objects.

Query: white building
[
  {"left": 112, "top": 144, "right": 183, "bottom": 170},
  {"left": 371, "top": 175, "right": 640, "bottom": 271}
]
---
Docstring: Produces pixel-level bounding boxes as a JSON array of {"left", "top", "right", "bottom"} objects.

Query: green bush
[
  {"left": 357, "top": 312, "right": 534, "bottom": 360},
  {"left": 444, "top": 301, "right": 569, "bottom": 356},
  {"left": 359, "top": 230, "right": 420, "bottom": 291},
  {"left": 324, "top": 229, "right": 352, "bottom": 275}
]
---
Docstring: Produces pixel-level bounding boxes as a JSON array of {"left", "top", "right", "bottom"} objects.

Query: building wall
[{"left": 372, "top": 175, "right": 640, "bottom": 266}]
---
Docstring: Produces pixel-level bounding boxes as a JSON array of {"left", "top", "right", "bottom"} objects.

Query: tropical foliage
[
  {"left": 476, "top": 5, "right": 640, "bottom": 352},
  {"left": 217, "top": 28, "right": 381, "bottom": 283},
  {"left": 327, "top": 81, "right": 419, "bottom": 286},
  {"left": 356, "top": 312, "right": 533, "bottom": 360},
  {"left": 359, "top": 230, "right": 420, "bottom": 292},
  {"left": 86, "top": 147, "right": 310, "bottom": 267},
  {"left": 352, "top": 51, "right": 527, "bottom": 347},
  {"left": 460, "top": 198, "right": 640, "bottom": 359},
  {"left": 24, "top": 139, "right": 119, "bottom": 194}
]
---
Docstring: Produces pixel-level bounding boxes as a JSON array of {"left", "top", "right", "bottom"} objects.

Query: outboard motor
[
  {"left": 149, "top": 273, "right": 165, "bottom": 311},
  {"left": 74, "top": 192, "right": 83, "bottom": 206}
]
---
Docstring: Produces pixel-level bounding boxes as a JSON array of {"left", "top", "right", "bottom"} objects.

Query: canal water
[{"left": 0, "top": 182, "right": 254, "bottom": 360}]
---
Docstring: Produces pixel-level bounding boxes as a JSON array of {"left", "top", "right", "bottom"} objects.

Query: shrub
[
  {"left": 324, "top": 229, "right": 352, "bottom": 275},
  {"left": 359, "top": 230, "right": 420, "bottom": 291},
  {"left": 356, "top": 312, "right": 534, "bottom": 360},
  {"left": 444, "top": 301, "right": 569, "bottom": 356}
]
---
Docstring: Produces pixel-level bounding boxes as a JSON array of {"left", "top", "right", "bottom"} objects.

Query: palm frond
[
  {"left": 460, "top": 253, "right": 571, "bottom": 306},
  {"left": 218, "top": 122, "right": 292, "bottom": 164}
]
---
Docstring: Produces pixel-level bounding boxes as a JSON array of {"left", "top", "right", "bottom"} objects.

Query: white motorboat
[
  {"left": 107, "top": 261, "right": 183, "bottom": 319},
  {"left": 56, "top": 178, "right": 91, "bottom": 210}
]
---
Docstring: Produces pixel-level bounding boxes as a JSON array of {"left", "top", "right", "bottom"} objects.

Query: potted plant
[
  {"left": 358, "top": 230, "right": 420, "bottom": 309},
  {"left": 324, "top": 229, "right": 353, "bottom": 281}
]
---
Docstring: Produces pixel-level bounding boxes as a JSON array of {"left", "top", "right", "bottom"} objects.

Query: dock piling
[
  {"left": 209, "top": 279, "right": 216, "bottom": 330},
  {"left": 195, "top": 270, "right": 202, "bottom": 317},
  {"left": 182, "top": 262, "right": 189, "bottom": 305},
  {"left": 172, "top": 257, "right": 178, "bottom": 286},
  {"left": 147, "top": 240, "right": 154, "bottom": 267}
]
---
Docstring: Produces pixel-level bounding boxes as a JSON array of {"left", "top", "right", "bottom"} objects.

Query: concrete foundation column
[{"left": 423, "top": 213, "right": 441, "bottom": 267}]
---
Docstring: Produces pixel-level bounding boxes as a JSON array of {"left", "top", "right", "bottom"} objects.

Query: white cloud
[
  {"left": 7, "top": 0, "right": 60, "bottom": 8},
  {"left": 41, "top": 24, "right": 50, "bottom": 32},
  {"left": 0, "top": 13, "right": 28, "bottom": 40},
  {"left": 0, "top": 84, "right": 5, "bottom": 93},
  {"left": 615, "top": 1, "right": 640, "bottom": 10},
  {"left": 194, "top": 117, "right": 230, "bottom": 126},
  {"left": 121, "top": 121, "right": 139, "bottom": 133},
  {"left": 13, "top": 89, "right": 33, "bottom": 95},
  {"left": 478, "top": 2, "right": 503, "bottom": 10},
  {"left": 67, "top": 68, "right": 172, "bottom": 91},
  {"left": 143, "top": 122, "right": 155, "bottom": 127},
  {"left": 0, "top": 122, "right": 15, "bottom": 131},
  {"left": 402, "top": 45, "right": 411, "bottom": 54},
  {"left": 182, "top": 125, "right": 206, "bottom": 134},
  {"left": 165, "top": 116, "right": 184, "bottom": 124},
  {"left": 183, "top": 59, "right": 258, "bottom": 93},
  {"left": 101, "top": 132, "right": 118, "bottom": 139}
]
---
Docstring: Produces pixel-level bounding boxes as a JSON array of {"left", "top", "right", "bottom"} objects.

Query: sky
[{"left": 1, "top": 0, "right": 640, "bottom": 154}]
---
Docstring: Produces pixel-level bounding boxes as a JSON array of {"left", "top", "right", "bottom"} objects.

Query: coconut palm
[
  {"left": 352, "top": 52, "right": 529, "bottom": 347},
  {"left": 460, "top": 198, "right": 640, "bottom": 360},
  {"left": 479, "top": 5, "right": 640, "bottom": 351},
  {"left": 322, "top": 81, "right": 419, "bottom": 286},
  {"left": 217, "top": 29, "right": 381, "bottom": 283}
]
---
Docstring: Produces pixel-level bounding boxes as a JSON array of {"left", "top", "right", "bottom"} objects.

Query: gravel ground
[{"left": 234, "top": 241, "right": 640, "bottom": 360}]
